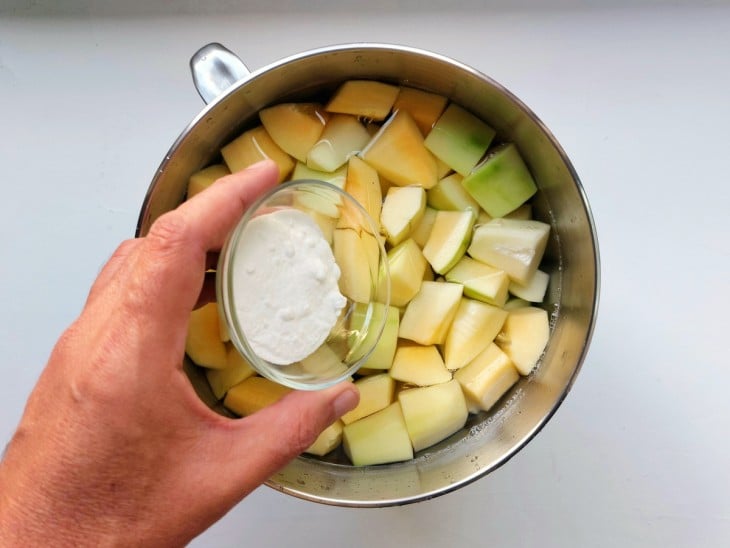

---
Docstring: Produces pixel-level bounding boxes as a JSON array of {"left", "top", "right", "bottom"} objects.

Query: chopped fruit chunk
[
  {"left": 349, "top": 303, "right": 399, "bottom": 370},
  {"left": 187, "top": 164, "right": 230, "bottom": 199},
  {"left": 392, "top": 87, "right": 448, "bottom": 135},
  {"left": 341, "top": 373, "right": 395, "bottom": 425},
  {"left": 224, "top": 377, "right": 292, "bottom": 416},
  {"left": 380, "top": 185, "right": 427, "bottom": 246},
  {"left": 422, "top": 210, "right": 475, "bottom": 274},
  {"left": 496, "top": 306, "right": 550, "bottom": 375},
  {"left": 343, "top": 402, "right": 414, "bottom": 466},
  {"left": 427, "top": 173, "right": 480, "bottom": 212},
  {"left": 399, "top": 281, "right": 463, "bottom": 345},
  {"left": 305, "top": 420, "right": 343, "bottom": 456},
  {"left": 307, "top": 114, "right": 371, "bottom": 172},
  {"left": 445, "top": 256, "right": 509, "bottom": 307},
  {"left": 443, "top": 298, "right": 508, "bottom": 371},
  {"left": 326, "top": 80, "right": 400, "bottom": 121},
  {"left": 462, "top": 143, "right": 537, "bottom": 218},
  {"left": 259, "top": 103, "right": 329, "bottom": 162},
  {"left": 378, "top": 239, "right": 427, "bottom": 307},
  {"left": 360, "top": 110, "right": 438, "bottom": 189},
  {"left": 205, "top": 344, "right": 256, "bottom": 400},
  {"left": 186, "top": 303, "right": 228, "bottom": 370},
  {"left": 389, "top": 343, "right": 452, "bottom": 386},
  {"left": 221, "top": 125, "right": 294, "bottom": 182},
  {"left": 424, "top": 104, "right": 496, "bottom": 176},
  {"left": 509, "top": 269, "right": 550, "bottom": 302},
  {"left": 454, "top": 343, "right": 519, "bottom": 412}
]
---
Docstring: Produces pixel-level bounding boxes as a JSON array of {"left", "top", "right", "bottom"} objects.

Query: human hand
[{"left": 0, "top": 160, "right": 359, "bottom": 547}]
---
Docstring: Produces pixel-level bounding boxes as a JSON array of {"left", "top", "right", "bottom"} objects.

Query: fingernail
[{"left": 333, "top": 387, "right": 359, "bottom": 418}]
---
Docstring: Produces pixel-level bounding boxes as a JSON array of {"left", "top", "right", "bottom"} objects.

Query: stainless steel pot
[{"left": 136, "top": 42, "right": 600, "bottom": 507}]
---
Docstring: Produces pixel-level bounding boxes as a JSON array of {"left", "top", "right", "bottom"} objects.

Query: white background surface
[{"left": 1, "top": 2, "right": 729, "bottom": 546}]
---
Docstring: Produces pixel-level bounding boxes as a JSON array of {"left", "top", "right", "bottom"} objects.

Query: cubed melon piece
[
  {"left": 223, "top": 376, "right": 292, "bottom": 416},
  {"left": 299, "top": 344, "right": 349, "bottom": 378},
  {"left": 422, "top": 209, "right": 475, "bottom": 274},
  {"left": 187, "top": 164, "right": 230, "bottom": 199},
  {"left": 305, "top": 420, "right": 343, "bottom": 456},
  {"left": 389, "top": 343, "right": 452, "bottom": 386},
  {"left": 504, "top": 298, "right": 530, "bottom": 311},
  {"left": 259, "top": 103, "right": 329, "bottom": 162},
  {"left": 380, "top": 185, "right": 427, "bottom": 246},
  {"left": 221, "top": 125, "right": 294, "bottom": 183},
  {"left": 338, "top": 156, "right": 382, "bottom": 231},
  {"left": 307, "top": 114, "right": 371, "bottom": 172},
  {"left": 398, "top": 379, "right": 468, "bottom": 452},
  {"left": 443, "top": 298, "right": 508, "bottom": 371},
  {"left": 333, "top": 228, "right": 376, "bottom": 303},
  {"left": 349, "top": 302, "right": 399, "bottom": 370},
  {"left": 342, "top": 402, "right": 414, "bottom": 466},
  {"left": 410, "top": 206, "right": 437, "bottom": 248},
  {"left": 467, "top": 218, "right": 550, "bottom": 285},
  {"left": 424, "top": 104, "right": 496, "bottom": 176},
  {"left": 426, "top": 173, "right": 480, "bottom": 212},
  {"left": 292, "top": 161, "right": 348, "bottom": 188},
  {"left": 399, "top": 281, "right": 463, "bottom": 345},
  {"left": 377, "top": 238, "right": 428, "bottom": 307},
  {"left": 205, "top": 344, "right": 256, "bottom": 400},
  {"left": 445, "top": 256, "right": 509, "bottom": 307},
  {"left": 392, "top": 87, "right": 448, "bottom": 136},
  {"left": 360, "top": 110, "right": 438, "bottom": 189},
  {"left": 509, "top": 269, "right": 550, "bottom": 303},
  {"left": 326, "top": 80, "right": 400, "bottom": 121},
  {"left": 505, "top": 203, "right": 533, "bottom": 220},
  {"left": 454, "top": 343, "right": 519, "bottom": 412},
  {"left": 461, "top": 143, "right": 537, "bottom": 218},
  {"left": 186, "top": 303, "right": 228, "bottom": 370},
  {"left": 496, "top": 306, "right": 550, "bottom": 375},
  {"left": 341, "top": 373, "right": 395, "bottom": 425}
]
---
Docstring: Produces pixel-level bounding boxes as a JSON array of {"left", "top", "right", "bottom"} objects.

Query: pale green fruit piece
[
  {"left": 509, "top": 269, "right": 550, "bottom": 303},
  {"left": 398, "top": 379, "right": 468, "bottom": 452},
  {"left": 503, "top": 297, "right": 531, "bottom": 311},
  {"left": 306, "top": 114, "right": 371, "bottom": 172},
  {"left": 186, "top": 303, "right": 228, "bottom": 370},
  {"left": 454, "top": 343, "right": 519, "bottom": 412},
  {"left": 326, "top": 80, "right": 400, "bottom": 121},
  {"left": 300, "top": 209, "right": 336, "bottom": 245},
  {"left": 410, "top": 206, "right": 438, "bottom": 248},
  {"left": 305, "top": 419, "right": 343, "bottom": 456},
  {"left": 292, "top": 161, "right": 348, "bottom": 187},
  {"left": 496, "top": 306, "right": 550, "bottom": 375},
  {"left": 341, "top": 373, "right": 395, "bottom": 425},
  {"left": 461, "top": 143, "right": 537, "bottom": 218},
  {"left": 206, "top": 344, "right": 256, "bottom": 400},
  {"left": 380, "top": 185, "right": 427, "bottom": 246},
  {"left": 443, "top": 298, "right": 508, "bottom": 371},
  {"left": 445, "top": 256, "right": 509, "bottom": 307},
  {"left": 426, "top": 172, "right": 480, "bottom": 212},
  {"left": 221, "top": 126, "right": 294, "bottom": 183},
  {"left": 378, "top": 239, "right": 427, "bottom": 307},
  {"left": 187, "top": 164, "right": 230, "bottom": 199},
  {"left": 424, "top": 103, "right": 496, "bottom": 176},
  {"left": 389, "top": 343, "right": 452, "bottom": 386},
  {"left": 349, "top": 302, "right": 399, "bottom": 369},
  {"left": 343, "top": 402, "right": 414, "bottom": 466},
  {"left": 259, "top": 103, "right": 329, "bottom": 162},
  {"left": 422, "top": 209, "right": 475, "bottom": 274},
  {"left": 291, "top": 162, "right": 347, "bottom": 218},
  {"left": 467, "top": 218, "right": 550, "bottom": 285},
  {"left": 299, "top": 344, "right": 349, "bottom": 378},
  {"left": 399, "top": 281, "right": 463, "bottom": 345}
]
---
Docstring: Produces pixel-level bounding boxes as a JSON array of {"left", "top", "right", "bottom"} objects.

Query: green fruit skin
[{"left": 462, "top": 144, "right": 537, "bottom": 218}]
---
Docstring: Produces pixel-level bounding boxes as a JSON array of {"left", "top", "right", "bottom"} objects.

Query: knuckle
[{"left": 146, "top": 212, "right": 192, "bottom": 255}]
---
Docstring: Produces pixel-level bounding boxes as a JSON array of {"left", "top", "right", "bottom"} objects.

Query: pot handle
[{"left": 190, "top": 42, "right": 250, "bottom": 104}]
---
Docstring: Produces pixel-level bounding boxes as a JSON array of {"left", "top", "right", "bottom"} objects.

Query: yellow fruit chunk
[
  {"left": 333, "top": 228, "right": 376, "bottom": 303},
  {"left": 496, "top": 306, "right": 550, "bottom": 375},
  {"left": 410, "top": 206, "right": 437, "bottom": 248},
  {"left": 186, "top": 303, "right": 228, "bottom": 370},
  {"left": 326, "top": 80, "right": 400, "bottom": 121},
  {"left": 392, "top": 87, "right": 448, "bottom": 136},
  {"left": 221, "top": 125, "right": 294, "bottom": 183},
  {"left": 389, "top": 343, "right": 452, "bottom": 387},
  {"left": 305, "top": 420, "right": 343, "bottom": 456},
  {"left": 338, "top": 156, "right": 382, "bottom": 232},
  {"left": 187, "top": 164, "right": 230, "bottom": 199},
  {"left": 259, "top": 103, "right": 329, "bottom": 162},
  {"left": 398, "top": 379, "right": 468, "bottom": 452},
  {"left": 445, "top": 256, "right": 510, "bottom": 307},
  {"left": 422, "top": 209, "right": 475, "bottom": 275},
  {"left": 360, "top": 110, "right": 438, "bottom": 189},
  {"left": 205, "top": 344, "right": 256, "bottom": 400},
  {"left": 380, "top": 185, "right": 427, "bottom": 246},
  {"left": 454, "top": 343, "right": 519, "bottom": 412},
  {"left": 399, "top": 281, "right": 463, "bottom": 345},
  {"left": 341, "top": 373, "right": 395, "bottom": 425},
  {"left": 307, "top": 114, "right": 371, "bottom": 172},
  {"left": 223, "top": 377, "right": 291, "bottom": 417},
  {"left": 343, "top": 402, "right": 413, "bottom": 466},
  {"left": 443, "top": 298, "right": 508, "bottom": 371}
]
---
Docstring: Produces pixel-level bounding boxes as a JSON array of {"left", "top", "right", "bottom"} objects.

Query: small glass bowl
[{"left": 217, "top": 179, "right": 390, "bottom": 390}]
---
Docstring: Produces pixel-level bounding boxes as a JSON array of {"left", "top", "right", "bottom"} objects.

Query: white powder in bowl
[{"left": 230, "top": 208, "right": 347, "bottom": 365}]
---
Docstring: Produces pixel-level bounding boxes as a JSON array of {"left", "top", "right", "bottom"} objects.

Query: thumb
[{"left": 214, "top": 382, "right": 359, "bottom": 496}]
